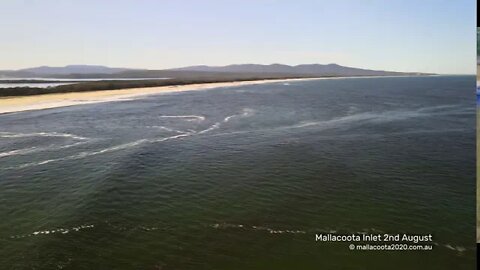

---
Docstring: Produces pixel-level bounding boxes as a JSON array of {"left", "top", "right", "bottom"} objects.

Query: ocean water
[{"left": 0, "top": 76, "right": 475, "bottom": 269}]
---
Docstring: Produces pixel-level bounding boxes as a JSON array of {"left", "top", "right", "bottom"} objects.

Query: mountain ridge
[
  {"left": 171, "top": 63, "right": 427, "bottom": 76},
  {"left": 17, "top": 65, "right": 133, "bottom": 75},
  {"left": 0, "top": 64, "right": 431, "bottom": 78}
]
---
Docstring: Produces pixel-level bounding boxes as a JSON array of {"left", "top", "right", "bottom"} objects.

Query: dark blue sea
[{"left": 0, "top": 76, "right": 475, "bottom": 269}]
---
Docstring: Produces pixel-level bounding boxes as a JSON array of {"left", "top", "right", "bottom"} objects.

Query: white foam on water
[
  {"left": 240, "top": 108, "right": 255, "bottom": 117},
  {"left": 197, "top": 109, "right": 254, "bottom": 134},
  {"left": 199, "top": 108, "right": 255, "bottom": 134},
  {"left": 206, "top": 130, "right": 251, "bottom": 138},
  {"left": 145, "top": 126, "right": 185, "bottom": 133},
  {"left": 444, "top": 244, "right": 455, "bottom": 250},
  {"left": 4, "top": 109, "right": 255, "bottom": 169},
  {"left": 223, "top": 115, "right": 236, "bottom": 122},
  {"left": 6, "top": 104, "right": 467, "bottom": 171},
  {"left": 138, "top": 226, "right": 160, "bottom": 231},
  {"left": 0, "top": 147, "right": 38, "bottom": 158},
  {"left": 197, "top": 122, "right": 221, "bottom": 134},
  {"left": 0, "top": 131, "right": 91, "bottom": 159},
  {"left": 159, "top": 115, "right": 205, "bottom": 121},
  {"left": 443, "top": 244, "right": 467, "bottom": 252},
  {"left": 0, "top": 131, "right": 88, "bottom": 141},
  {"left": 0, "top": 141, "right": 89, "bottom": 159},
  {"left": 222, "top": 108, "right": 255, "bottom": 123},
  {"left": 9, "top": 224, "right": 94, "bottom": 239},
  {"left": 210, "top": 223, "right": 306, "bottom": 234},
  {"left": 5, "top": 130, "right": 195, "bottom": 169},
  {"left": 416, "top": 104, "right": 462, "bottom": 113}
]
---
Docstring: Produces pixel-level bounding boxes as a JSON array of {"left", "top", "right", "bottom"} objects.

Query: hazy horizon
[
  {"left": 1, "top": 63, "right": 474, "bottom": 76},
  {"left": 1, "top": 0, "right": 475, "bottom": 74}
]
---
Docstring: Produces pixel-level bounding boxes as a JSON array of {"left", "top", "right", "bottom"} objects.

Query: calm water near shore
[{"left": 0, "top": 76, "right": 475, "bottom": 269}]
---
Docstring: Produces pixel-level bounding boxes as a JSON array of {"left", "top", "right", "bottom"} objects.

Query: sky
[{"left": 0, "top": 0, "right": 476, "bottom": 74}]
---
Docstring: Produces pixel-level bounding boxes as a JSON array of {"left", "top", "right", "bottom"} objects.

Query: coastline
[
  {"left": 0, "top": 75, "right": 429, "bottom": 115},
  {"left": 0, "top": 78, "right": 319, "bottom": 114}
]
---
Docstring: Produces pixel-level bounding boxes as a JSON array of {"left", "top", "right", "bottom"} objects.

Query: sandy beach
[{"left": 0, "top": 78, "right": 326, "bottom": 114}]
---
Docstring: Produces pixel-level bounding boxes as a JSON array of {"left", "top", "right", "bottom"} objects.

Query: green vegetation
[
  {"left": 0, "top": 75, "right": 320, "bottom": 97},
  {"left": 477, "top": 27, "right": 480, "bottom": 56}
]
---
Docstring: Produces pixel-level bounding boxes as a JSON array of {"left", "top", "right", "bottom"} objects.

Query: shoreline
[{"left": 0, "top": 75, "right": 431, "bottom": 115}]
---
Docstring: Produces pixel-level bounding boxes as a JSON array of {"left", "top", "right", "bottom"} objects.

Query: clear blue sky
[{"left": 0, "top": 0, "right": 475, "bottom": 74}]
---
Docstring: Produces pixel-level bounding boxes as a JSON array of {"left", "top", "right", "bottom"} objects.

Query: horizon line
[{"left": 1, "top": 62, "right": 450, "bottom": 75}]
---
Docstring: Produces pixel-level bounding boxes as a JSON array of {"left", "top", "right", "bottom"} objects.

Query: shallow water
[{"left": 0, "top": 76, "right": 475, "bottom": 269}]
